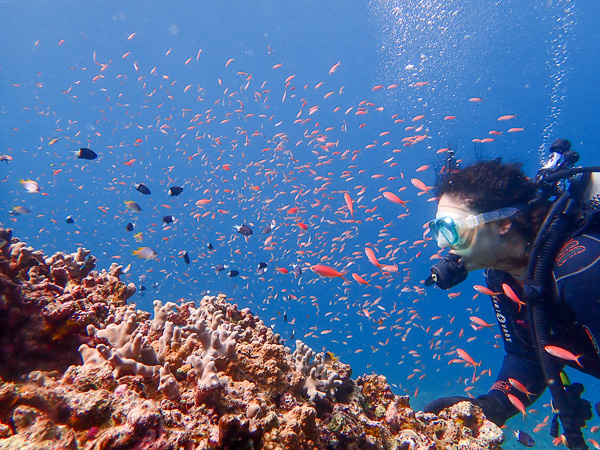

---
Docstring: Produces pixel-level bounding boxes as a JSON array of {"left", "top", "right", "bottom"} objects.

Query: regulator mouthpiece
[{"left": 424, "top": 253, "right": 468, "bottom": 290}]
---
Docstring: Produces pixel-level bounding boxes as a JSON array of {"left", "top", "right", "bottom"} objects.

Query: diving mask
[{"left": 429, "top": 207, "right": 519, "bottom": 248}]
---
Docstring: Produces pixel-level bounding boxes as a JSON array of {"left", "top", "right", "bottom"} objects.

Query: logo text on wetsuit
[{"left": 492, "top": 297, "right": 512, "bottom": 343}]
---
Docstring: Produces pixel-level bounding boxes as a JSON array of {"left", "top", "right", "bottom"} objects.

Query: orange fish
[
  {"left": 382, "top": 191, "right": 409, "bottom": 209},
  {"left": 310, "top": 264, "right": 347, "bottom": 281},
  {"left": 473, "top": 285, "right": 500, "bottom": 296},
  {"left": 469, "top": 97, "right": 483, "bottom": 102},
  {"left": 329, "top": 61, "right": 341, "bottom": 75},
  {"left": 508, "top": 378, "right": 535, "bottom": 400},
  {"left": 416, "top": 164, "right": 430, "bottom": 172},
  {"left": 365, "top": 247, "right": 382, "bottom": 269},
  {"left": 456, "top": 348, "right": 480, "bottom": 367},
  {"left": 352, "top": 273, "right": 371, "bottom": 286},
  {"left": 410, "top": 178, "right": 433, "bottom": 194},
  {"left": 344, "top": 192, "right": 354, "bottom": 218},
  {"left": 502, "top": 283, "right": 526, "bottom": 312},
  {"left": 498, "top": 114, "right": 517, "bottom": 121},
  {"left": 544, "top": 346, "right": 584, "bottom": 367},
  {"left": 507, "top": 393, "right": 527, "bottom": 418},
  {"left": 444, "top": 116, "right": 456, "bottom": 121},
  {"left": 508, "top": 128, "right": 524, "bottom": 133},
  {"left": 469, "top": 316, "right": 495, "bottom": 329}
]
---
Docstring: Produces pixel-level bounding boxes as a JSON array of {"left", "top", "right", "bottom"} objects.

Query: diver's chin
[{"left": 450, "top": 251, "right": 475, "bottom": 272}]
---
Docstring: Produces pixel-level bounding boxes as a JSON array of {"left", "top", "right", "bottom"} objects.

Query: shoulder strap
[{"left": 565, "top": 209, "right": 600, "bottom": 240}]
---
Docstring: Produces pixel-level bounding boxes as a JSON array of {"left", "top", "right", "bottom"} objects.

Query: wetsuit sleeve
[
  {"left": 480, "top": 354, "right": 547, "bottom": 425},
  {"left": 481, "top": 270, "right": 549, "bottom": 424}
]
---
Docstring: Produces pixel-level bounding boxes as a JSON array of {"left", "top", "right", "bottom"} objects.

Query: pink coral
[{"left": 0, "top": 229, "right": 504, "bottom": 449}]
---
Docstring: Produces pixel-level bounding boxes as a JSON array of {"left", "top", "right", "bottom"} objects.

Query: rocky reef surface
[{"left": 0, "top": 228, "right": 504, "bottom": 449}]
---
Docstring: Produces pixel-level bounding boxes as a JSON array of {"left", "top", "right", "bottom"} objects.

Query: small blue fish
[
  {"left": 76, "top": 147, "right": 97, "bottom": 160},
  {"left": 514, "top": 431, "right": 535, "bottom": 447},
  {"left": 257, "top": 262, "right": 268, "bottom": 275},
  {"left": 234, "top": 224, "right": 253, "bottom": 236},
  {"left": 168, "top": 186, "right": 183, "bottom": 196},
  {"left": 215, "top": 264, "right": 229, "bottom": 273},
  {"left": 136, "top": 183, "right": 151, "bottom": 195},
  {"left": 262, "top": 219, "right": 276, "bottom": 234}
]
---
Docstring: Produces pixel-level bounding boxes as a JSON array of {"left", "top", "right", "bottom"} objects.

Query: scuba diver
[{"left": 423, "top": 140, "right": 600, "bottom": 449}]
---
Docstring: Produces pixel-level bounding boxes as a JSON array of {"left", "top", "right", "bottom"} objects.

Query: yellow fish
[{"left": 133, "top": 247, "right": 157, "bottom": 259}]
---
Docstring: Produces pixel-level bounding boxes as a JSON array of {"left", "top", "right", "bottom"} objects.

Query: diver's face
[{"left": 435, "top": 195, "right": 505, "bottom": 271}]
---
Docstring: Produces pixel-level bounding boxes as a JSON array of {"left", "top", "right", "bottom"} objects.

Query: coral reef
[{"left": 0, "top": 228, "right": 504, "bottom": 449}]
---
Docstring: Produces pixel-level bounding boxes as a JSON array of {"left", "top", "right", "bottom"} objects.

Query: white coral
[
  {"left": 187, "top": 354, "right": 220, "bottom": 390},
  {"left": 292, "top": 340, "right": 342, "bottom": 402}
]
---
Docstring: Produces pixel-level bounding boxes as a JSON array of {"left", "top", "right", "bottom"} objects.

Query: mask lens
[
  {"left": 440, "top": 224, "right": 458, "bottom": 245},
  {"left": 429, "top": 217, "right": 460, "bottom": 245}
]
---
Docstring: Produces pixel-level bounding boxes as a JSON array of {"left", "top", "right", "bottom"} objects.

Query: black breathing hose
[
  {"left": 541, "top": 166, "right": 600, "bottom": 184},
  {"left": 527, "top": 191, "right": 588, "bottom": 449},
  {"left": 527, "top": 194, "right": 569, "bottom": 272}
]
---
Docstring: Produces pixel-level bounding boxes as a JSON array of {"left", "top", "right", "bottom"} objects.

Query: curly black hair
[{"left": 435, "top": 158, "right": 551, "bottom": 242}]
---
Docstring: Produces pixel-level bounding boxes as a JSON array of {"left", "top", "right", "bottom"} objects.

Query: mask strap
[{"left": 463, "top": 207, "right": 519, "bottom": 228}]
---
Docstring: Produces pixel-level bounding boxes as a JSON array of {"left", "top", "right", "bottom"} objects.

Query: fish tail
[{"left": 576, "top": 354, "right": 584, "bottom": 368}]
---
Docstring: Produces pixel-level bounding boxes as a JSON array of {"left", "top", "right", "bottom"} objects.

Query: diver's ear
[{"left": 498, "top": 219, "right": 513, "bottom": 235}]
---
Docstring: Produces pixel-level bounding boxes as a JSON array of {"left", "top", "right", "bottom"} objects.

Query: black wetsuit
[{"left": 483, "top": 230, "right": 600, "bottom": 423}]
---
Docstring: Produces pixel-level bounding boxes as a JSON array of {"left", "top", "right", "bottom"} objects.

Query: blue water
[{"left": 2, "top": 0, "right": 600, "bottom": 447}]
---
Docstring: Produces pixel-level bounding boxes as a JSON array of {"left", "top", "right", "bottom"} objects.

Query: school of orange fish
[{"left": 4, "top": 33, "right": 599, "bottom": 444}]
